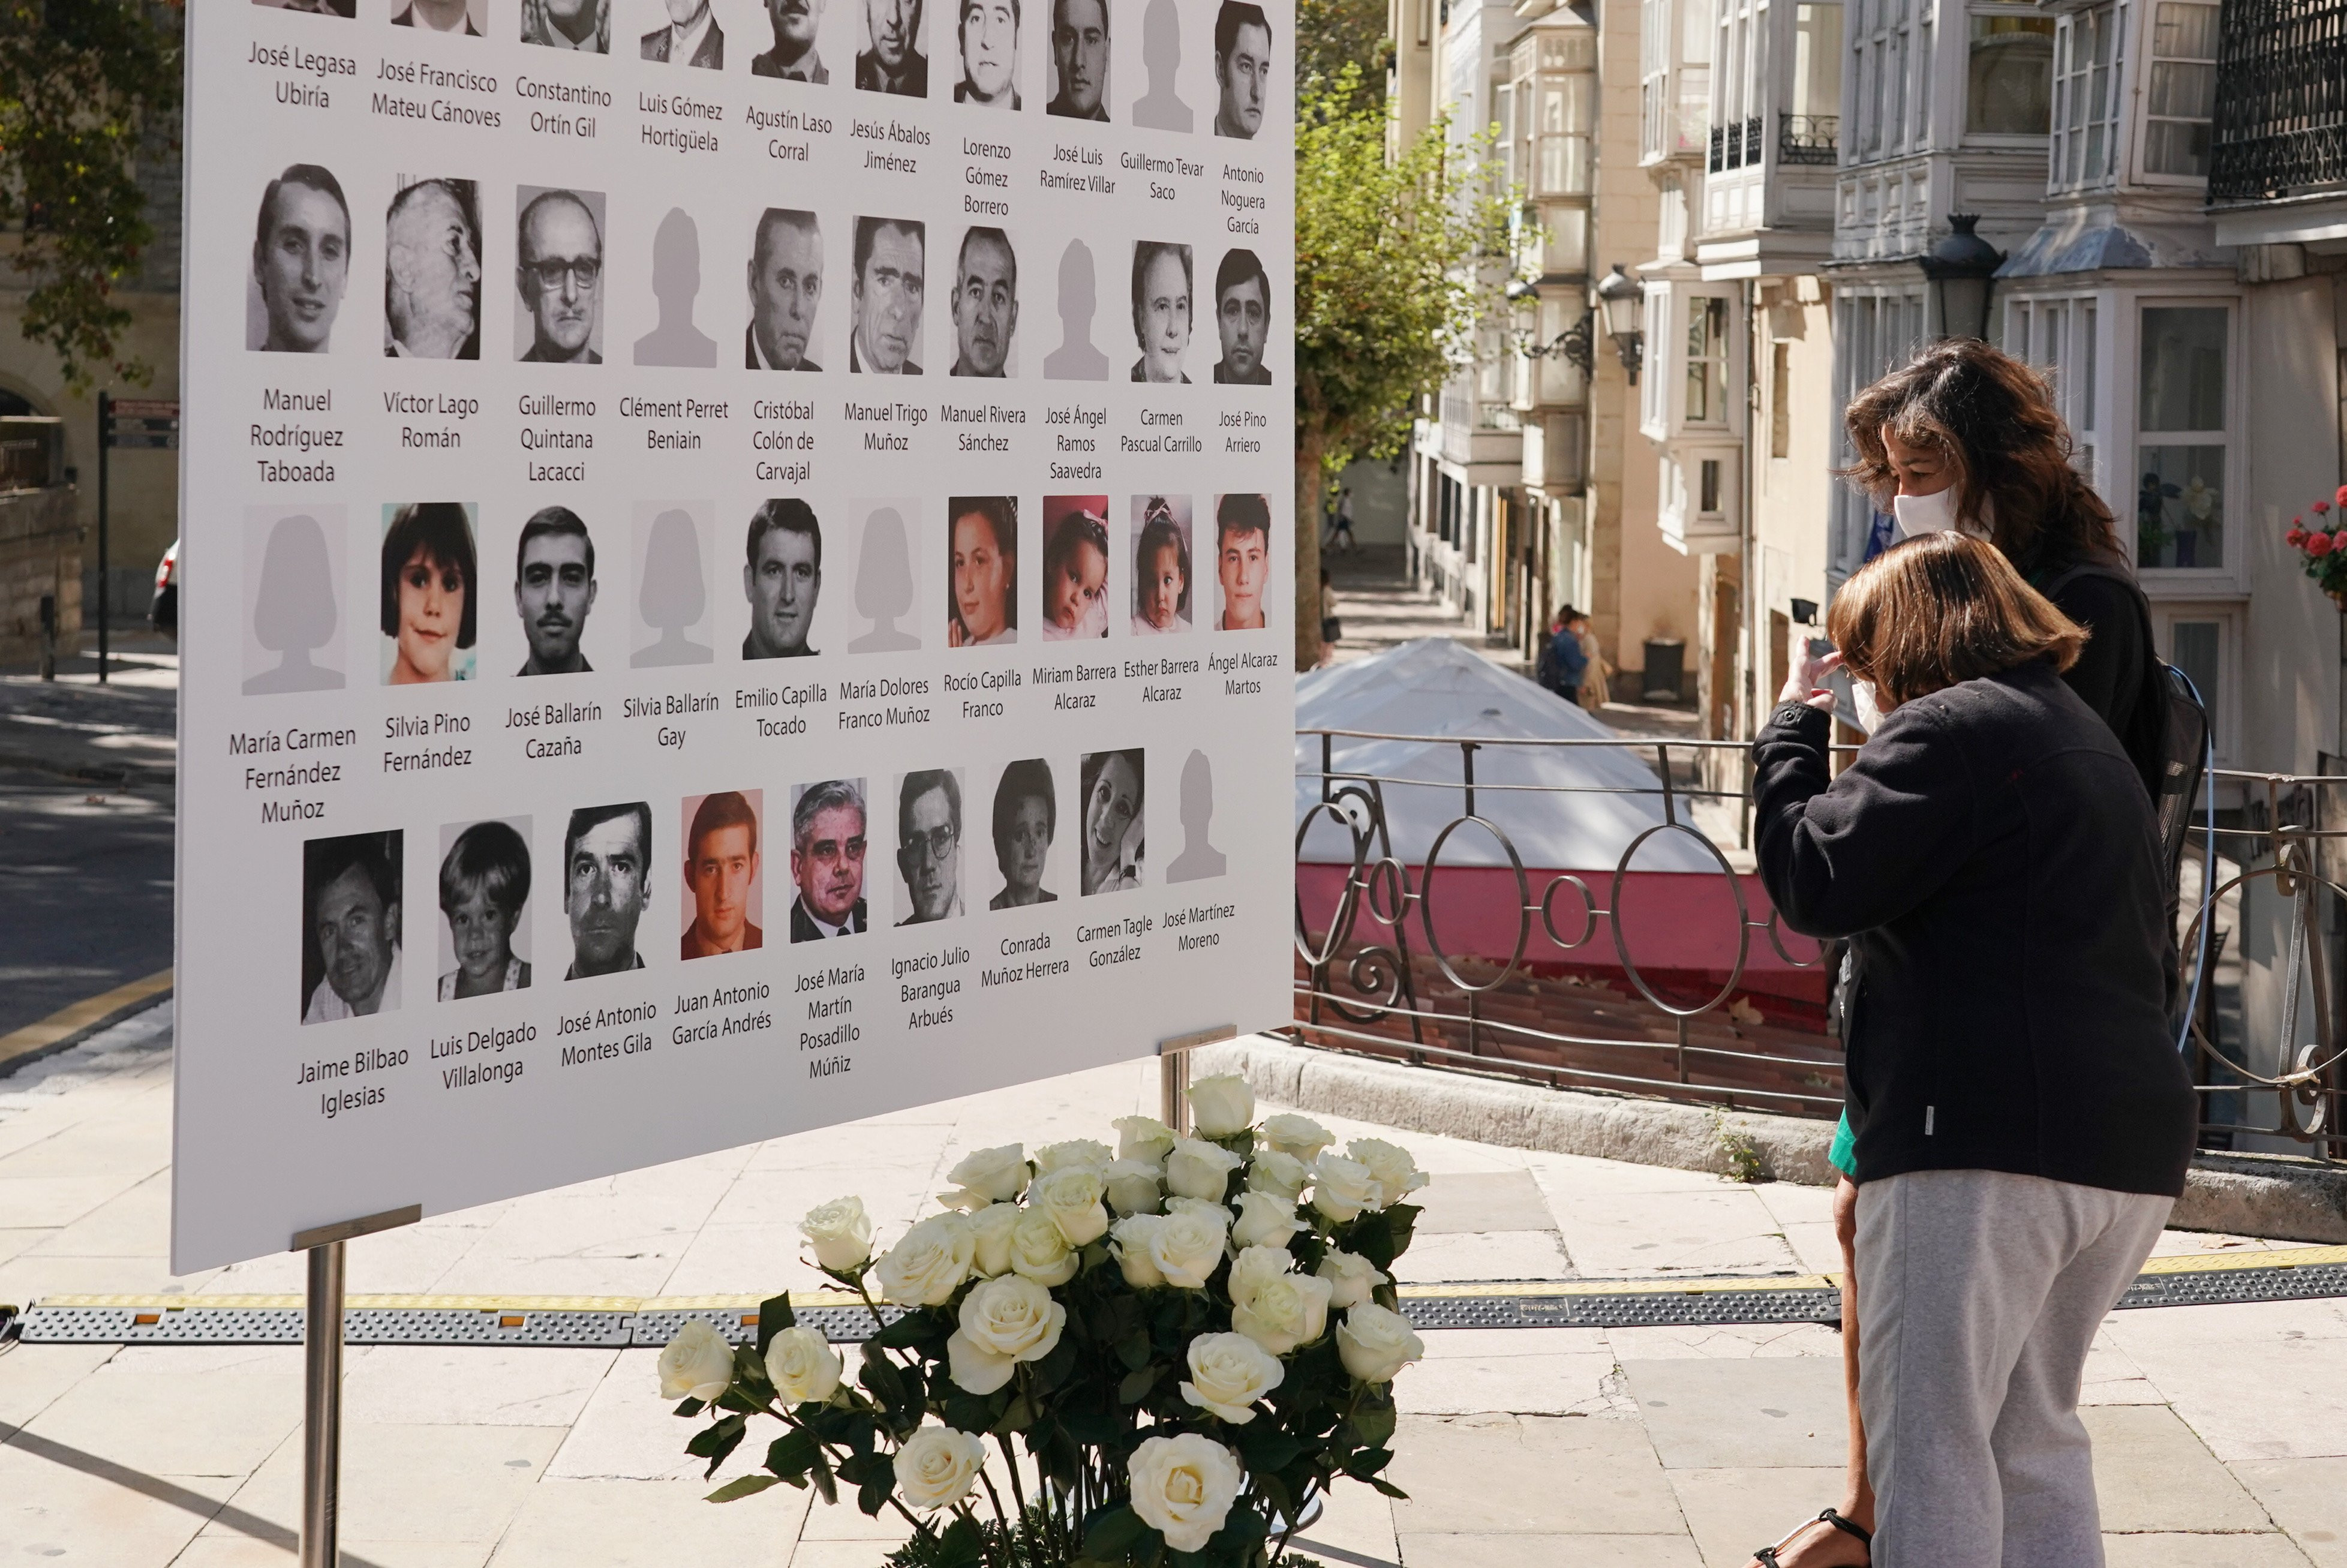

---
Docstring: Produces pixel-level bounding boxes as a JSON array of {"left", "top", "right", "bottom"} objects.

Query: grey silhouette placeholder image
[
  {"left": 753, "top": 0, "right": 830, "bottom": 80},
  {"left": 514, "top": 187, "right": 606, "bottom": 364},
  {"left": 437, "top": 818, "right": 534, "bottom": 999},
  {"left": 1045, "top": 0, "right": 1108, "bottom": 119},
  {"left": 644, "top": 0, "right": 726, "bottom": 65},
  {"left": 744, "top": 498, "right": 824, "bottom": 658},
  {"left": 748, "top": 209, "right": 825, "bottom": 371},
  {"left": 1044, "top": 239, "right": 1110, "bottom": 380},
  {"left": 1212, "top": 0, "right": 1271, "bottom": 139},
  {"left": 1130, "top": 0, "right": 1189, "bottom": 130},
  {"left": 384, "top": 177, "right": 482, "bottom": 360},
  {"left": 851, "top": 217, "right": 925, "bottom": 375},
  {"left": 522, "top": 0, "right": 609, "bottom": 50},
  {"left": 249, "top": 165, "right": 351, "bottom": 353},
  {"left": 515, "top": 506, "right": 599, "bottom": 675},
  {"left": 848, "top": 502, "right": 921, "bottom": 652},
  {"left": 244, "top": 508, "right": 346, "bottom": 695},
  {"left": 635, "top": 208, "right": 720, "bottom": 368},
  {"left": 955, "top": 0, "right": 1019, "bottom": 106},
  {"left": 302, "top": 830, "right": 402, "bottom": 1023},
  {"left": 564, "top": 801, "right": 652, "bottom": 977},
  {"left": 1165, "top": 748, "right": 1226, "bottom": 882},
  {"left": 633, "top": 506, "right": 716, "bottom": 666}
]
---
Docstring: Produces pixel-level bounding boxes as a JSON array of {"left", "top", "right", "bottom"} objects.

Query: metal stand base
[
  {"left": 1157, "top": 1026, "right": 1237, "bottom": 1136},
  {"left": 290, "top": 1204, "right": 420, "bottom": 1568}
]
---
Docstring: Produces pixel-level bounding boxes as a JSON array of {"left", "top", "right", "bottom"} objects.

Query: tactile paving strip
[{"left": 10, "top": 1248, "right": 2344, "bottom": 1345}]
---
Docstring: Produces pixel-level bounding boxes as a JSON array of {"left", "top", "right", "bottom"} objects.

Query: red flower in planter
[
  {"left": 2337, "top": 484, "right": 2347, "bottom": 507},
  {"left": 2310, "top": 534, "right": 2335, "bottom": 557},
  {"left": 2289, "top": 528, "right": 2310, "bottom": 547},
  {"left": 2320, "top": 501, "right": 2336, "bottom": 516}
]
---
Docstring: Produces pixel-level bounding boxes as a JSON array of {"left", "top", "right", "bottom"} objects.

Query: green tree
[
  {"left": 1297, "top": 0, "right": 1390, "bottom": 100},
  {"left": 1293, "top": 65, "right": 1510, "bottom": 670},
  {"left": 0, "top": 0, "right": 182, "bottom": 394}
]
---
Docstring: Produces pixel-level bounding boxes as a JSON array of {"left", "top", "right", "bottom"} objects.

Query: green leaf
[
  {"left": 1034, "top": 1335, "right": 1080, "bottom": 1393},
  {"left": 687, "top": 1413, "right": 748, "bottom": 1479},
  {"left": 704, "top": 1474, "right": 785, "bottom": 1503},
  {"left": 855, "top": 1455, "right": 896, "bottom": 1516},
  {"left": 934, "top": 1514, "right": 988, "bottom": 1568},
  {"left": 808, "top": 1444, "right": 839, "bottom": 1506},
  {"left": 1117, "top": 1366, "right": 1162, "bottom": 1404},
  {"left": 1382, "top": 1203, "right": 1420, "bottom": 1260},
  {"left": 1084, "top": 1504, "right": 1150, "bottom": 1561},
  {"left": 1238, "top": 1428, "right": 1305, "bottom": 1473},
  {"left": 1341, "top": 1447, "right": 1393, "bottom": 1480},
  {"left": 756, "top": 1292, "right": 797, "bottom": 1354},
  {"left": 672, "top": 1396, "right": 707, "bottom": 1418},
  {"left": 1352, "top": 1398, "right": 1397, "bottom": 1449},
  {"left": 860, "top": 1343, "right": 910, "bottom": 1410},
  {"left": 1213, "top": 1506, "right": 1270, "bottom": 1554},
  {"left": 1365, "top": 1476, "right": 1411, "bottom": 1500},
  {"left": 872, "top": 1309, "right": 934, "bottom": 1350},
  {"left": 766, "top": 1428, "right": 821, "bottom": 1480},
  {"left": 943, "top": 1392, "right": 996, "bottom": 1432},
  {"left": 1062, "top": 1411, "right": 1125, "bottom": 1446},
  {"left": 993, "top": 1392, "right": 1035, "bottom": 1433},
  {"left": 1116, "top": 1329, "right": 1154, "bottom": 1372}
]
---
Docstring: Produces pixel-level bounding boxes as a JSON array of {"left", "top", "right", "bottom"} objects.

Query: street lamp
[
  {"left": 1922, "top": 214, "right": 2006, "bottom": 343},
  {"left": 1507, "top": 278, "right": 1595, "bottom": 375},
  {"left": 1594, "top": 264, "right": 1643, "bottom": 383}
]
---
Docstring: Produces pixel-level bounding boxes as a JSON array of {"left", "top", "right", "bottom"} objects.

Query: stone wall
[{"left": 0, "top": 485, "right": 83, "bottom": 663}]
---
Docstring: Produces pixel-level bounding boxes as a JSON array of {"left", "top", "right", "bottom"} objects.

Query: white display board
[{"left": 174, "top": 0, "right": 1294, "bottom": 1273}]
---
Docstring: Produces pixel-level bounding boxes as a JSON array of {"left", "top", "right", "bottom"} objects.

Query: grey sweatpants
[{"left": 1855, "top": 1169, "right": 2171, "bottom": 1568}]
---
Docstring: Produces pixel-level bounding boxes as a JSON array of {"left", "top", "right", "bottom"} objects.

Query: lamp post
[
  {"left": 1506, "top": 278, "right": 1595, "bottom": 374},
  {"left": 1922, "top": 214, "right": 2006, "bottom": 343},
  {"left": 1594, "top": 264, "right": 1644, "bottom": 383}
]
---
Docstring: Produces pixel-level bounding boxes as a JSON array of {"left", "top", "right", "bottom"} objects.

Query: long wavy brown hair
[{"left": 1843, "top": 339, "right": 2118, "bottom": 572}]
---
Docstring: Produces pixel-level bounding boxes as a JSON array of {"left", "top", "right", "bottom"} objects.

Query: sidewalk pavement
[
  {"left": 4, "top": 1008, "right": 2342, "bottom": 1567},
  {"left": 0, "top": 636, "right": 179, "bottom": 788}
]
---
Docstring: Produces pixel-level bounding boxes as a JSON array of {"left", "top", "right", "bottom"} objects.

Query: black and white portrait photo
[
  {"left": 643, "top": 0, "right": 726, "bottom": 65},
  {"left": 948, "top": 495, "right": 1017, "bottom": 647},
  {"left": 1129, "top": 494, "right": 1192, "bottom": 635},
  {"left": 437, "top": 819, "right": 534, "bottom": 999},
  {"left": 514, "top": 506, "right": 599, "bottom": 675},
  {"left": 858, "top": 0, "right": 929, "bottom": 94},
  {"left": 515, "top": 188, "right": 605, "bottom": 364},
  {"left": 380, "top": 502, "right": 479, "bottom": 685},
  {"left": 1046, "top": 0, "right": 1108, "bottom": 118},
  {"left": 522, "top": 0, "right": 609, "bottom": 49},
  {"left": 955, "top": 0, "right": 1019, "bottom": 106},
  {"left": 851, "top": 217, "right": 925, "bottom": 375},
  {"left": 243, "top": 507, "right": 347, "bottom": 695},
  {"left": 255, "top": 0, "right": 356, "bottom": 17},
  {"left": 302, "top": 831, "right": 402, "bottom": 1023},
  {"left": 1212, "top": 0, "right": 1271, "bottom": 139},
  {"left": 754, "top": 0, "right": 831, "bottom": 77},
  {"left": 564, "top": 801, "right": 652, "bottom": 977},
  {"left": 250, "top": 165, "right": 351, "bottom": 355},
  {"left": 385, "top": 176, "right": 482, "bottom": 361},
  {"left": 1212, "top": 247, "right": 1272, "bottom": 385},
  {"left": 744, "top": 498, "right": 824, "bottom": 659},
  {"left": 894, "top": 769, "right": 965, "bottom": 924},
  {"left": 948, "top": 226, "right": 1018, "bottom": 377},
  {"left": 1078, "top": 749, "right": 1144, "bottom": 894},
  {"left": 1129, "top": 240, "right": 1191, "bottom": 384},
  {"left": 747, "top": 209, "right": 825, "bottom": 371},
  {"left": 988, "top": 758, "right": 1059, "bottom": 908},
  {"left": 790, "top": 779, "right": 871, "bottom": 939},
  {"left": 393, "top": 0, "right": 485, "bottom": 33}
]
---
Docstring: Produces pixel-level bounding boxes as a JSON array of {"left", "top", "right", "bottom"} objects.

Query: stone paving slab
[{"left": 0, "top": 1013, "right": 2327, "bottom": 1565}]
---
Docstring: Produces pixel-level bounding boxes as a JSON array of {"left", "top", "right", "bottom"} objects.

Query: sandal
[{"left": 1753, "top": 1507, "right": 1871, "bottom": 1567}]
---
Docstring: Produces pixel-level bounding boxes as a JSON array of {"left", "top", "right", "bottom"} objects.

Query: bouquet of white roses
[{"left": 657, "top": 1074, "right": 1429, "bottom": 1567}]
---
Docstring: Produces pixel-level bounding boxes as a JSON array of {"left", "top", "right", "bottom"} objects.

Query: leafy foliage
[
  {"left": 1296, "top": 0, "right": 1390, "bottom": 100},
  {"left": 0, "top": 0, "right": 182, "bottom": 392}
]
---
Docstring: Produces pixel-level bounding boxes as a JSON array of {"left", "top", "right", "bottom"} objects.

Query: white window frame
[
  {"left": 2148, "top": 602, "right": 2240, "bottom": 765},
  {"left": 2049, "top": 1, "right": 2126, "bottom": 193},
  {"left": 1827, "top": 287, "right": 1928, "bottom": 586},
  {"left": 2132, "top": 0, "right": 2219, "bottom": 188},
  {"left": 1846, "top": 0, "right": 1928, "bottom": 163},
  {"left": 2120, "top": 292, "right": 2243, "bottom": 593},
  {"left": 2002, "top": 291, "right": 2105, "bottom": 492},
  {"left": 1961, "top": 4, "right": 2057, "bottom": 146},
  {"left": 1642, "top": 280, "right": 1745, "bottom": 441}
]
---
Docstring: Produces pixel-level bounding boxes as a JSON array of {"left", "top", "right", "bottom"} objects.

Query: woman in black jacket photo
[{"left": 1751, "top": 531, "right": 2196, "bottom": 1568}]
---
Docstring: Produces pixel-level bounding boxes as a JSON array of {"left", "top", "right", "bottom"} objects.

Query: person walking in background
[
  {"left": 1751, "top": 533, "right": 2195, "bottom": 1568},
  {"left": 1545, "top": 604, "right": 1588, "bottom": 707},
  {"left": 1316, "top": 565, "right": 1338, "bottom": 666},
  {"left": 1574, "top": 612, "right": 1609, "bottom": 712},
  {"left": 1748, "top": 338, "right": 2175, "bottom": 1568},
  {"left": 1323, "top": 486, "right": 1356, "bottom": 554}
]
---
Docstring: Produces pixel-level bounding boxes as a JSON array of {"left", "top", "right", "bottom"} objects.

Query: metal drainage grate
[
  {"left": 2118, "top": 1260, "right": 2347, "bottom": 1309},
  {"left": 1399, "top": 1288, "right": 1841, "bottom": 1331}
]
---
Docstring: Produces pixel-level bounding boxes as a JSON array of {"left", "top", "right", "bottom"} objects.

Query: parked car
[{"left": 149, "top": 539, "right": 178, "bottom": 638}]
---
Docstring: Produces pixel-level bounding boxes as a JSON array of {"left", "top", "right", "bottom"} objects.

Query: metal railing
[
  {"left": 1778, "top": 112, "right": 1840, "bottom": 166},
  {"left": 2209, "top": 0, "right": 2347, "bottom": 203},
  {"left": 1287, "top": 729, "right": 2347, "bottom": 1162}
]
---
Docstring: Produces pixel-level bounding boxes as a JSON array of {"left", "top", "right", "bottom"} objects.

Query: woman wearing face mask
[
  {"left": 1753, "top": 533, "right": 2194, "bottom": 1568},
  {"left": 1751, "top": 341, "right": 2172, "bottom": 1568}
]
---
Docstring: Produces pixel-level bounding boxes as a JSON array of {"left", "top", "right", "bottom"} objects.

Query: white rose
[
  {"left": 969, "top": 1202, "right": 1021, "bottom": 1278},
  {"left": 1188, "top": 1073, "right": 1257, "bottom": 1139},
  {"left": 657, "top": 1320, "right": 736, "bottom": 1402},
  {"left": 1164, "top": 1196, "right": 1227, "bottom": 1219},
  {"left": 1147, "top": 1206, "right": 1231, "bottom": 1290},
  {"left": 1111, "top": 1213, "right": 1169, "bottom": 1287},
  {"left": 1114, "top": 1113, "right": 1179, "bottom": 1164},
  {"left": 798, "top": 1196, "right": 874, "bottom": 1272},
  {"left": 1031, "top": 1164, "right": 1111, "bottom": 1247},
  {"left": 1225, "top": 1243, "right": 1293, "bottom": 1306},
  {"left": 762, "top": 1325, "right": 843, "bottom": 1406},
  {"left": 1104, "top": 1158, "right": 1164, "bottom": 1216},
  {"left": 1033, "top": 1138, "right": 1115, "bottom": 1174},
  {"left": 946, "top": 1274, "right": 1069, "bottom": 1395},
  {"left": 873, "top": 1212, "right": 976, "bottom": 1306},
  {"left": 1246, "top": 1150, "right": 1310, "bottom": 1204},
  {"left": 1179, "top": 1331, "right": 1286, "bottom": 1423},
  {"left": 1347, "top": 1138, "right": 1429, "bottom": 1207},
  {"left": 1128, "top": 1433, "right": 1243, "bottom": 1552},
  {"left": 1261, "top": 1113, "right": 1336, "bottom": 1163},
  {"left": 1230, "top": 1190, "right": 1303, "bottom": 1251},
  {"left": 1309, "top": 1152, "right": 1383, "bottom": 1222},
  {"left": 1315, "top": 1248, "right": 1390, "bottom": 1309},
  {"left": 1336, "top": 1302, "right": 1426, "bottom": 1384},
  {"left": 1165, "top": 1138, "right": 1246, "bottom": 1202},
  {"left": 1230, "top": 1264, "right": 1333, "bottom": 1356},
  {"left": 1008, "top": 1207, "right": 1080, "bottom": 1288},
  {"left": 895, "top": 1425, "right": 990, "bottom": 1512},
  {"left": 940, "top": 1144, "right": 1031, "bottom": 1208}
]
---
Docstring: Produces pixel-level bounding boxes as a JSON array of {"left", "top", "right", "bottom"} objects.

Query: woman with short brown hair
[{"left": 1751, "top": 531, "right": 2195, "bottom": 1568}]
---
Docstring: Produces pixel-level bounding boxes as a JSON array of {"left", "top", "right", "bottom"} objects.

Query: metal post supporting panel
[
  {"left": 95, "top": 391, "right": 110, "bottom": 684},
  {"left": 1157, "top": 1026, "right": 1239, "bottom": 1136},
  {"left": 290, "top": 1204, "right": 419, "bottom": 1568}
]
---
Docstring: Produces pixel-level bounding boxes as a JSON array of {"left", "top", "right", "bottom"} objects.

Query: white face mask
[
  {"left": 1851, "top": 677, "right": 1887, "bottom": 734},
  {"left": 1892, "top": 487, "right": 1994, "bottom": 541}
]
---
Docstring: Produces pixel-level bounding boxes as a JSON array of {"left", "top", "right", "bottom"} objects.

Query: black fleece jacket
[{"left": 1753, "top": 659, "right": 2196, "bottom": 1197}]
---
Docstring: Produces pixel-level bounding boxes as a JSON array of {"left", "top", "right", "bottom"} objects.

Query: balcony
[
  {"left": 2208, "top": 0, "right": 2347, "bottom": 239},
  {"left": 1707, "top": 114, "right": 1764, "bottom": 172},
  {"left": 1778, "top": 112, "right": 1839, "bottom": 166}
]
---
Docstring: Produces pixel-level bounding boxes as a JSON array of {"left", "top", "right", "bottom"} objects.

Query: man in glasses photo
[
  {"left": 895, "top": 769, "right": 963, "bottom": 924},
  {"left": 516, "top": 188, "right": 605, "bottom": 364}
]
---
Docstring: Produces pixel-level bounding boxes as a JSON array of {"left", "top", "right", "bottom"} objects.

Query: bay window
[
  {"left": 2135, "top": 303, "right": 2229, "bottom": 571},
  {"left": 1966, "top": 10, "right": 2055, "bottom": 134},
  {"left": 2141, "top": 0, "right": 2217, "bottom": 179},
  {"left": 2051, "top": 3, "right": 2124, "bottom": 190}
]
